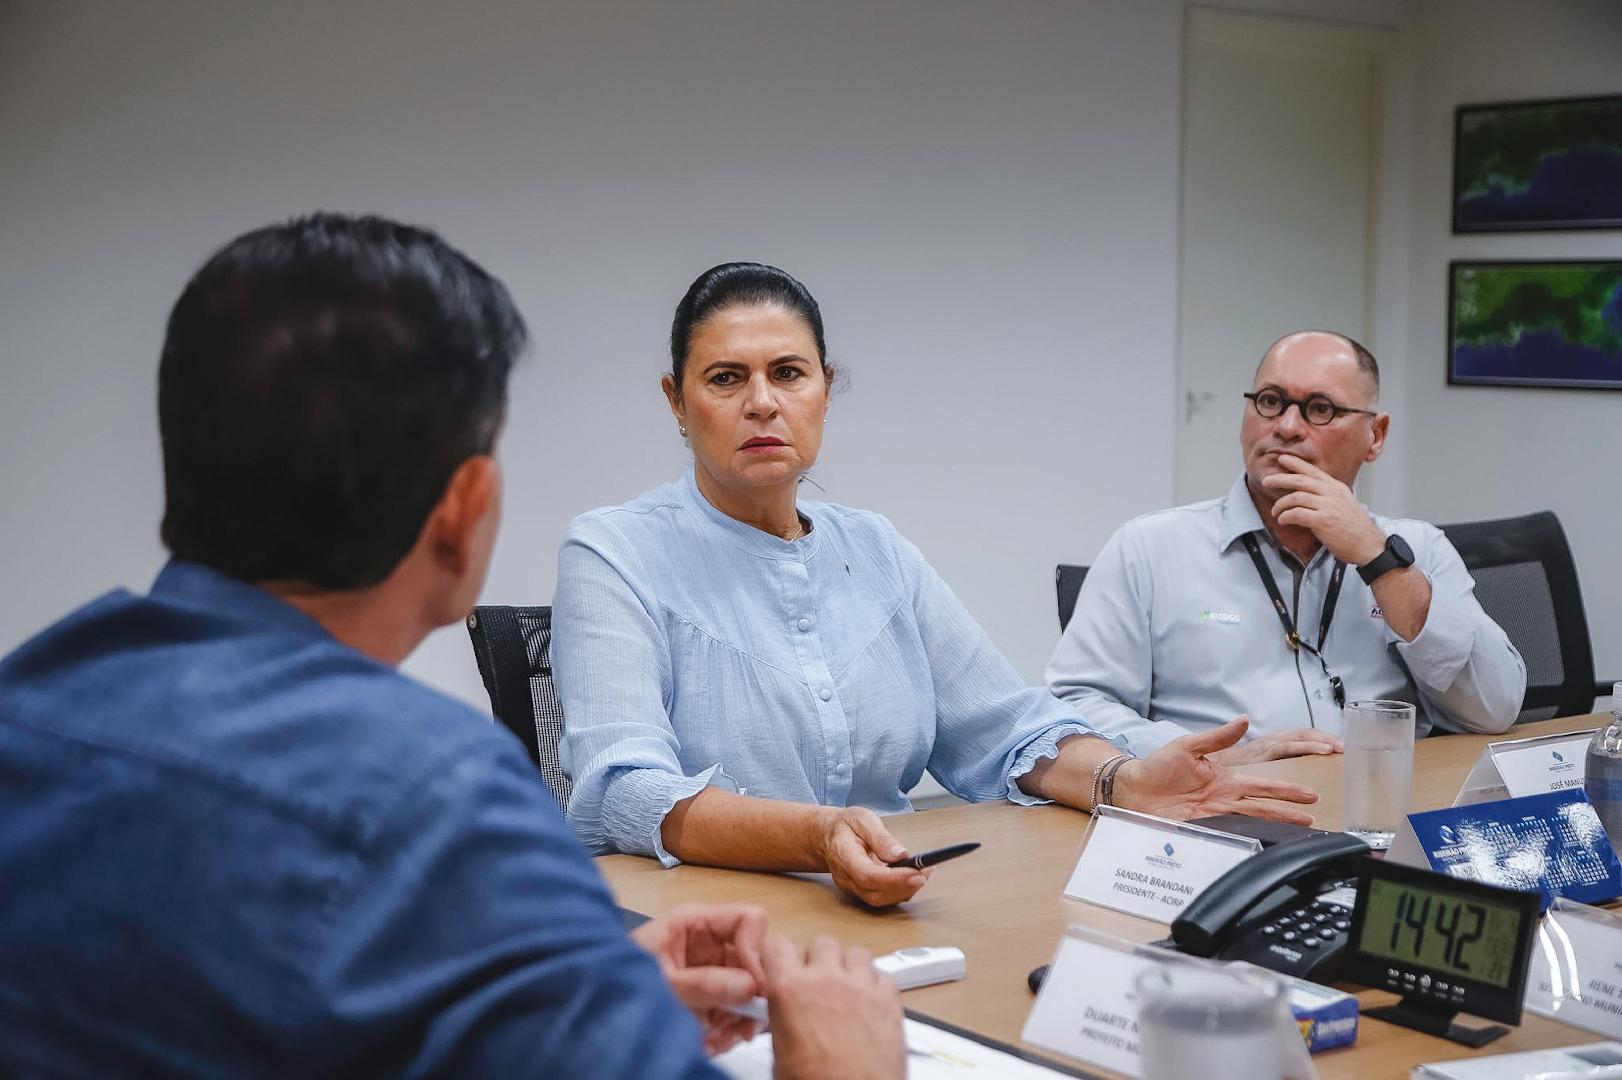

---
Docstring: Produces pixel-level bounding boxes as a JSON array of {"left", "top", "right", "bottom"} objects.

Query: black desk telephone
[
  {"left": 1027, "top": 830, "right": 1375, "bottom": 994},
  {"left": 1167, "top": 831, "right": 1371, "bottom": 982}
]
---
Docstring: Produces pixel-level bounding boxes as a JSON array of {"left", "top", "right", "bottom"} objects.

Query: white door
[{"left": 1175, "top": 9, "right": 1388, "bottom": 504}]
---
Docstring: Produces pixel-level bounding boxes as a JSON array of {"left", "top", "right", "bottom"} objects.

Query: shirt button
[
  {"left": 818, "top": 688, "right": 832, "bottom": 701},
  {"left": 797, "top": 617, "right": 812, "bottom": 632}
]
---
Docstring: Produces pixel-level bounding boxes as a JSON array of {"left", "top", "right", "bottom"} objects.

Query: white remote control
[
  {"left": 872, "top": 946, "right": 967, "bottom": 991},
  {"left": 726, "top": 946, "right": 966, "bottom": 1022}
]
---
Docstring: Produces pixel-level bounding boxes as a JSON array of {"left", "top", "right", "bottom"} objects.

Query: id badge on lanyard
[{"left": 1239, "top": 533, "right": 1347, "bottom": 711}]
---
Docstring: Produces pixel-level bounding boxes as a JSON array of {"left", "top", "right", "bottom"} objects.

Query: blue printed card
[{"left": 1394, "top": 789, "right": 1622, "bottom": 910}]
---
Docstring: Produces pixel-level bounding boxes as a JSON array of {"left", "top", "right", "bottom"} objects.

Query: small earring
[{"left": 679, "top": 425, "right": 688, "bottom": 437}]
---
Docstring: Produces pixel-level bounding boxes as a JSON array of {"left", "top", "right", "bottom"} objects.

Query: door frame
[{"left": 1174, "top": 5, "right": 1404, "bottom": 508}]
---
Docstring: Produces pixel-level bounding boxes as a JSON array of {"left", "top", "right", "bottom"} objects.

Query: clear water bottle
[{"left": 1584, "top": 683, "right": 1622, "bottom": 849}]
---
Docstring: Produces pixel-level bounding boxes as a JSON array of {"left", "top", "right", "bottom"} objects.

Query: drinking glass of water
[
  {"left": 1136, "top": 963, "right": 1287, "bottom": 1080},
  {"left": 1342, "top": 699, "right": 1416, "bottom": 850}
]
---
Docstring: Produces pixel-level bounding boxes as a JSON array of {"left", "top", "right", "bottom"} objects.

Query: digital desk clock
[{"left": 1342, "top": 857, "right": 1542, "bottom": 1047}]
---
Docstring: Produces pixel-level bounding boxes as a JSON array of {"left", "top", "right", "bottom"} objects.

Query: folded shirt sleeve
[
  {"left": 552, "top": 515, "right": 732, "bottom": 865},
  {"left": 598, "top": 764, "right": 735, "bottom": 867},
  {"left": 1395, "top": 524, "right": 1527, "bottom": 734},
  {"left": 892, "top": 528, "right": 1129, "bottom": 804}
]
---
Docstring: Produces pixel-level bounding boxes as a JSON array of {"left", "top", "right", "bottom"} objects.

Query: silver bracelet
[
  {"left": 1090, "top": 753, "right": 1132, "bottom": 815},
  {"left": 1100, "top": 753, "right": 1135, "bottom": 809}
]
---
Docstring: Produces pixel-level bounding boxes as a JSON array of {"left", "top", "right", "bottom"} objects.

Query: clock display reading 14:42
[{"left": 1355, "top": 878, "right": 1524, "bottom": 989}]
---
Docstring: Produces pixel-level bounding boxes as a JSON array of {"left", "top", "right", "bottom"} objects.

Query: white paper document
[
  {"left": 714, "top": 1016, "right": 1081, "bottom": 1078},
  {"left": 1411, "top": 1041, "right": 1622, "bottom": 1079}
]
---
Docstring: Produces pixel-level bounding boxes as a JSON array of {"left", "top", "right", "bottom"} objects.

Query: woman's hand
[
  {"left": 813, "top": 806, "right": 931, "bottom": 907},
  {"left": 1114, "top": 718, "right": 1319, "bottom": 824}
]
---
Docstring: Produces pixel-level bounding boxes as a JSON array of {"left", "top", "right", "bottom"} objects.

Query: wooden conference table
[{"left": 599, "top": 713, "right": 1608, "bottom": 1079}]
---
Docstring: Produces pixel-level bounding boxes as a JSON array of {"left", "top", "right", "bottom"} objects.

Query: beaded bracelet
[{"left": 1086, "top": 757, "right": 1108, "bottom": 813}]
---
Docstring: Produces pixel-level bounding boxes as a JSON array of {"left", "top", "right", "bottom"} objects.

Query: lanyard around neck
[{"left": 1240, "top": 532, "right": 1345, "bottom": 661}]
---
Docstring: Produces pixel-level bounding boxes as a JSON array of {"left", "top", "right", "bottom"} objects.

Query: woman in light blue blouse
[{"left": 552, "top": 263, "right": 1317, "bottom": 906}]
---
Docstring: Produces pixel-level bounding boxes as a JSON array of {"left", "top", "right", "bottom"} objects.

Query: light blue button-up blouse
[{"left": 553, "top": 469, "right": 1118, "bottom": 865}]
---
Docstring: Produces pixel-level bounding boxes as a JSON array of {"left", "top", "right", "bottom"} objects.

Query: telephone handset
[{"left": 1169, "top": 831, "right": 1372, "bottom": 983}]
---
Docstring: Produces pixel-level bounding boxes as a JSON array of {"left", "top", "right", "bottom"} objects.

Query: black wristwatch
[{"left": 1358, "top": 533, "right": 1414, "bottom": 585}]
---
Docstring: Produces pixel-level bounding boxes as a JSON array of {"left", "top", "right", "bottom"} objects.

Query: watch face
[{"left": 1389, "top": 534, "right": 1414, "bottom": 566}]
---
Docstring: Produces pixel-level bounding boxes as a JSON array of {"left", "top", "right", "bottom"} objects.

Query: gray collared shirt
[{"left": 1045, "top": 474, "right": 1527, "bottom": 754}]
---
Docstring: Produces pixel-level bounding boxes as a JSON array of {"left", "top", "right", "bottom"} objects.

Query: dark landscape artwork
[
  {"left": 1454, "top": 95, "right": 1622, "bottom": 232},
  {"left": 1449, "top": 261, "right": 1622, "bottom": 390}
]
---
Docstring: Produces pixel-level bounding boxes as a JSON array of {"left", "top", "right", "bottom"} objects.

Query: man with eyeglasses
[{"left": 1046, "top": 330, "right": 1525, "bottom": 764}]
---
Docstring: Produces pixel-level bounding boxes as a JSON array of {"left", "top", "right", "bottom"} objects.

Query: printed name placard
[
  {"left": 1021, "top": 926, "right": 1317, "bottom": 1080},
  {"left": 1021, "top": 930, "right": 1156, "bottom": 1077},
  {"left": 1063, "top": 806, "right": 1260, "bottom": 924},
  {"left": 1454, "top": 728, "right": 1596, "bottom": 806},
  {"left": 1388, "top": 789, "right": 1622, "bottom": 909},
  {"left": 1527, "top": 898, "right": 1622, "bottom": 1039}
]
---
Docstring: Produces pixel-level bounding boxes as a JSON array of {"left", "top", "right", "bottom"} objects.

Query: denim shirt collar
[
  {"left": 678, "top": 466, "right": 821, "bottom": 562},
  {"left": 150, "top": 559, "right": 337, "bottom": 640}
]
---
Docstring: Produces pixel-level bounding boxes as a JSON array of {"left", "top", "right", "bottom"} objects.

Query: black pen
[{"left": 889, "top": 841, "right": 980, "bottom": 870}]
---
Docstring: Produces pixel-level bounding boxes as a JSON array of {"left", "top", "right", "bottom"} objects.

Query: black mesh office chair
[
  {"left": 1440, "top": 511, "right": 1614, "bottom": 723},
  {"left": 465, "top": 605, "right": 572, "bottom": 808},
  {"left": 1056, "top": 564, "right": 1090, "bottom": 632}
]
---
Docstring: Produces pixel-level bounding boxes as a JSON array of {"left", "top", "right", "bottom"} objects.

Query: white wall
[
  {"left": 1400, "top": 0, "right": 1622, "bottom": 684},
  {"left": 35, "top": 0, "right": 1618, "bottom": 728},
  {"left": 2, "top": 0, "right": 1191, "bottom": 706}
]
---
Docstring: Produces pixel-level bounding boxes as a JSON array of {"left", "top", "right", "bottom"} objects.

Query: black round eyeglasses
[{"left": 1243, "top": 387, "right": 1377, "bottom": 426}]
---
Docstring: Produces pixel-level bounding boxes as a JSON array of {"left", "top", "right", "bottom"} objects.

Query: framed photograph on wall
[
  {"left": 1453, "top": 95, "right": 1622, "bottom": 232},
  {"left": 1448, "top": 260, "right": 1622, "bottom": 389}
]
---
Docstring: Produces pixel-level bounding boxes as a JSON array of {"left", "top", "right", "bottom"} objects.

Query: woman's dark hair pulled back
[{"left": 669, "top": 262, "right": 828, "bottom": 386}]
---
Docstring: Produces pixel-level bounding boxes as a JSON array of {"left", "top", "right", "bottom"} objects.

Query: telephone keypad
[
  {"left": 1260, "top": 888, "right": 1355, "bottom": 937},
  {"left": 1246, "top": 879, "right": 1357, "bottom": 975}
]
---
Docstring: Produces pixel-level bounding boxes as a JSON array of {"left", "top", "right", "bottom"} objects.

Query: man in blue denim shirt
[{"left": 0, "top": 215, "right": 902, "bottom": 1078}]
